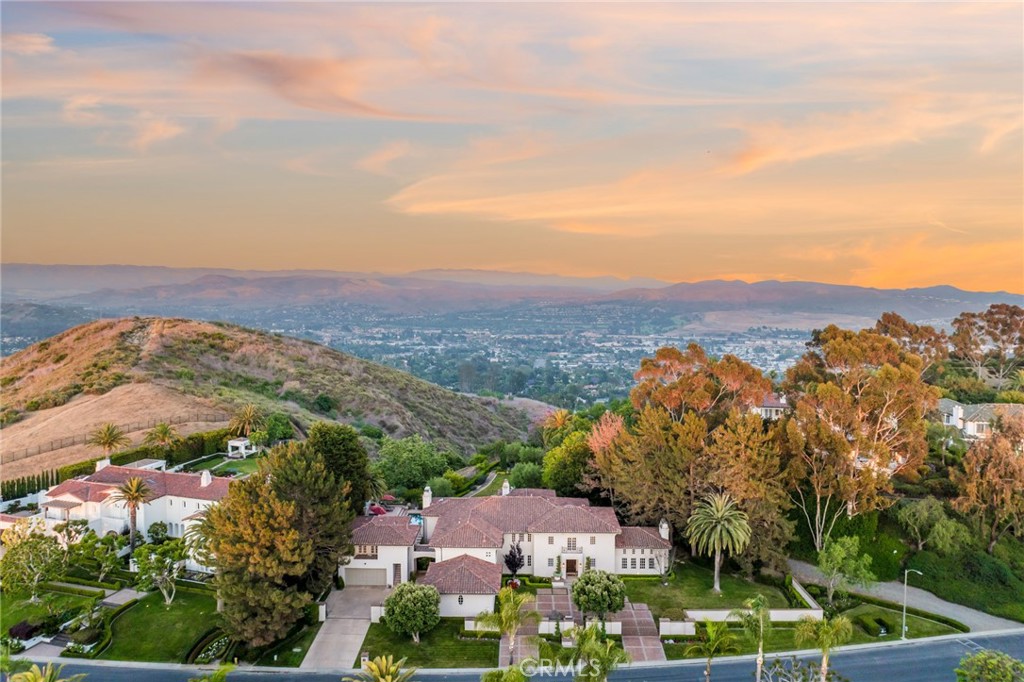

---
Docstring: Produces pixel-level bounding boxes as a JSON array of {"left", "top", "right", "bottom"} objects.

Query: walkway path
[
  {"left": 788, "top": 559, "right": 1022, "bottom": 632},
  {"left": 616, "top": 600, "right": 666, "bottom": 662},
  {"left": 469, "top": 471, "right": 499, "bottom": 496}
]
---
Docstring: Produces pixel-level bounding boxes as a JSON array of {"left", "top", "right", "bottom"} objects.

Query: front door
[
  {"left": 393, "top": 563, "right": 402, "bottom": 586},
  {"left": 565, "top": 559, "right": 578, "bottom": 576}
]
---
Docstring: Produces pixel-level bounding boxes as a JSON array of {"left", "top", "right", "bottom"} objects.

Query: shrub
[
  {"left": 856, "top": 615, "right": 880, "bottom": 636},
  {"left": 8, "top": 620, "right": 40, "bottom": 641},
  {"left": 425, "top": 476, "right": 454, "bottom": 498},
  {"left": 0, "top": 635, "right": 26, "bottom": 653},
  {"left": 863, "top": 533, "right": 906, "bottom": 582},
  {"left": 70, "top": 627, "right": 102, "bottom": 645},
  {"left": 509, "top": 462, "right": 543, "bottom": 489}
]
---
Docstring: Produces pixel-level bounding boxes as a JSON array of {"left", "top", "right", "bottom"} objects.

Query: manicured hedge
[
  {"left": 851, "top": 593, "right": 969, "bottom": 633},
  {"left": 856, "top": 615, "right": 882, "bottom": 636},
  {"left": 40, "top": 583, "right": 105, "bottom": 599},
  {"left": 185, "top": 627, "right": 224, "bottom": 664},
  {"left": 59, "top": 576, "right": 121, "bottom": 591},
  {"left": 86, "top": 598, "right": 139, "bottom": 659}
]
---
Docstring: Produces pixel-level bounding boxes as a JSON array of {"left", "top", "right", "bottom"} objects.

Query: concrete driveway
[{"left": 301, "top": 587, "right": 389, "bottom": 669}]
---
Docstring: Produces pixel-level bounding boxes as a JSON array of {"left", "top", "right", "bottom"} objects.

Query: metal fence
[{"left": 1, "top": 411, "right": 231, "bottom": 463}]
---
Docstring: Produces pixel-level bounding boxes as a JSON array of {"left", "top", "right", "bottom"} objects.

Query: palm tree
[
  {"left": 143, "top": 422, "right": 180, "bottom": 453},
  {"left": 685, "top": 492, "right": 751, "bottom": 594},
  {"left": 9, "top": 663, "right": 86, "bottom": 682},
  {"left": 794, "top": 615, "right": 853, "bottom": 682},
  {"left": 229, "top": 403, "right": 265, "bottom": 437},
  {"left": 367, "top": 470, "right": 389, "bottom": 503},
  {"left": 1009, "top": 368, "right": 1024, "bottom": 391},
  {"left": 188, "top": 663, "right": 235, "bottom": 682},
  {"left": 87, "top": 423, "right": 130, "bottom": 457},
  {"left": 569, "top": 624, "right": 630, "bottom": 682},
  {"left": 684, "top": 620, "right": 739, "bottom": 682},
  {"left": 110, "top": 477, "right": 152, "bottom": 551},
  {"left": 475, "top": 586, "right": 541, "bottom": 666},
  {"left": 183, "top": 506, "right": 214, "bottom": 567},
  {"left": 684, "top": 620, "right": 740, "bottom": 682},
  {"left": 343, "top": 655, "right": 416, "bottom": 682},
  {"left": 730, "top": 594, "right": 772, "bottom": 682},
  {"left": 480, "top": 665, "right": 528, "bottom": 682}
]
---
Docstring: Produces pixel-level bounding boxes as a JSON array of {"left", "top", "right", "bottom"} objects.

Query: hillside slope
[{"left": 0, "top": 318, "right": 529, "bottom": 474}]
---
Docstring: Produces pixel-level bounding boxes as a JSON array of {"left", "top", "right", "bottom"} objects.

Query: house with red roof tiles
[{"left": 341, "top": 515, "right": 422, "bottom": 588}]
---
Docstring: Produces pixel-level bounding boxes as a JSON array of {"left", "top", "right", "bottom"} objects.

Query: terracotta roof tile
[
  {"left": 616, "top": 526, "right": 671, "bottom": 549},
  {"left": 430, "top": 517, "right": 503, "bottom": 548},
  {"left": 419, "top": 554, "right": 502, "bottom": 595},
  {"left": 86, "top": 466, "right": 230, "bottom": 501},
  {"left": 351, "top": 516, "right": 421, "bottom": 546}
]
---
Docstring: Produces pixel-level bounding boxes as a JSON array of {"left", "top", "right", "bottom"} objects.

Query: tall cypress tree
[{"left": 305, "top": 422, "right": 372, "bottom": 513}]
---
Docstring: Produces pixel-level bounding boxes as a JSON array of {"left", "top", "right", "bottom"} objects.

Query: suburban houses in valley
[{"left": 938, "top": 398, "right": 1024, "bottom": 439}]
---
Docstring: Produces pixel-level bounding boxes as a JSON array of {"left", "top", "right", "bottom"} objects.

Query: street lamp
[{"left": 902, "top": 569, "right": 923, "bottom": 640}]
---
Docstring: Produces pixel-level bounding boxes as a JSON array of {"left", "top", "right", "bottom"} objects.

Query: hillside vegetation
[{"left": 0, "top": 317, "right": 529, "bottom": 462}]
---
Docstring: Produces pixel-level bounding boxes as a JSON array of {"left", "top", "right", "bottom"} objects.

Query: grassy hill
[{"left": 0, "top": 317, "right": 529, "bottom": 459}]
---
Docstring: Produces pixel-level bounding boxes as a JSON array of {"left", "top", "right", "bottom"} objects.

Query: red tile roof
[
  {"left": 351, "top": 516, "right": 421, "bottom": 547},
  {"left": 86, "top": 466, "right": 230, "bottom": 501},
  {"left": 507, "top": 488, "right": 556, "bottom": 497},
  {"left": 419, "top": 554, "right": 502, "bottom": 595},
  {"left": 616, "top": 526, "right": 672, "bottom": 549},
  {"left": 45, "top": 479, "right": 116, "bottom": 504}
]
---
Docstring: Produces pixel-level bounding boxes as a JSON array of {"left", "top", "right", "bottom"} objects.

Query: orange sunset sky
[{"left": 2, "top": 2, "right": 1022, "bottom": 292}]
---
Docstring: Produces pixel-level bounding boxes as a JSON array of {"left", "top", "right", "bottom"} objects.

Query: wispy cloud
[{"left": 3, "top": 33, "right": 57, "bottom": 56}]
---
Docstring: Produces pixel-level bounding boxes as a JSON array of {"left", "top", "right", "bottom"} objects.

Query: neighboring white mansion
[
  {"left": 938, "top": 398, "right": 1024, "bottom": 439},
  {"left": 753, "top": 393, "right": 788, "bottom": 421},
  {"left": 341, "top": 480, "right": 671, "bottom": 617},
  {"left": 36, "top": 459, "right": 230, "bottom": 541}
]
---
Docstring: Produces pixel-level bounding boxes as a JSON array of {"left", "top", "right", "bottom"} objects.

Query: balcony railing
[
  {"left": 354, "top": 553, "right": 378, "bottom": 560},
  {"left": 560, "top": 546, "right": 583, "bottom": 555}
]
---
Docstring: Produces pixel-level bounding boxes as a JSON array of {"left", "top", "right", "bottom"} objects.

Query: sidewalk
[{"left": 788, "top": 559, "right": 1023, "bottom": 632}]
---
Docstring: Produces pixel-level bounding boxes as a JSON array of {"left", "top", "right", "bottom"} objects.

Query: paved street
[
  {"left": 788, "top": 559, "right": 1022, "bottom": 632},
  {"left": 38, "top": 630, "right": 1024, "bottom": 682}
]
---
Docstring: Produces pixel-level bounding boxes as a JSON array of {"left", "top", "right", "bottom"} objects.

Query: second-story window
[
  {"left": 548, "top": 536, "right": 554, "bottom": 545},
  {"left": 566, "top": 537, "right": 577, "bottom": 551}
]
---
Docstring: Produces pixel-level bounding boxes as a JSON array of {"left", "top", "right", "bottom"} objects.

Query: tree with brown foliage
[
  {"left": 874, "top": 312, "right": 948, "bottom": 378},
  {"left": 951, "top": 304, "right": 1024, "bottom": 388},
  {"left": 631, "top": 344, "right": 771, "bottom": 424},
  {"left": 782, "top": 326, "right": 938, "bottom": 550},
  {"left": 952, "top": 412, "right": 1024, "bottom": 554}
]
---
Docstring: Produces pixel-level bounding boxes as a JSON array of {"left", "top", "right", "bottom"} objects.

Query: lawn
[
  {"left": 623, "top": 562, "right": 789, "bottom": 617},
  {"left": 184, "top": 456, "right": 227, "bottom": 472},
  {"left": 662, "top": 604, "right": 960, "bottom": 660},
  {"left": 256, "top": 623, "right": 322, "bottom": 667},
  {"left": 99, "top": 590, "right": 219, "bottom": 662},
  {"left": 213, "top": 457, "right": 261, "bottom": 477},
  {"left": 357, "top": 618, "right": 499, "bottom": 668},
  {"left": 1, "top": 591, "right": 95, "bottom": 633},
  {"left": 472, "top": 472, "right": 509, "bottom": 497}
]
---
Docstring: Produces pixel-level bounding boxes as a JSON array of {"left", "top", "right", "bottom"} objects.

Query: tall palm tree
[
  {"left": 143, "top": 422, "right": 180, "bottom": 453},
  {"left": 87, "top": 423, "right": 130, "bottom": 457},
  {"left": 730, "top": 594, "right": 772, "bottom": 682},
  {"left": 342, "top": 655, "right": 416, "bottom": 682},
  {"left": 686, "top": 492, "right": 752, "bottom": 593},
  {"left": 475, "top": 586, "right": 541, "bottom": 666},
  {"left": 229, "top": 403, "right": 265, "bottom": 437},
  {"left": 182, "top": 506, "right": 214, "bottom": 567},
  {"left": 794, "top": 615, "right": 853, "bottom": 682},
  {"left": 1009, "top": 368, "right": 1024, "bottom": 391},
  {"left": 569, "top": 624, "right": 630, "bottom": 682},
  {"left": 110, "top": 477, "right": 152, "bottom": 551},
  {"left": 684, "top": 620, "right": 739, "bottom": 682},
  {"left": 367, "top": 471, "right": 389, "bottom": 503},
  {"left": 9, "top": 663, "right": 86, "bottom": 682}
]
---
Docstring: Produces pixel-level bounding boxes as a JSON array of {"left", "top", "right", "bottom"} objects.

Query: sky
[{"left": 2, "top": 2, "right": 1022, "bottom": 292}]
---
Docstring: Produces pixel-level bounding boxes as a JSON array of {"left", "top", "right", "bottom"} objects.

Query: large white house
[
  {"left": 36, "top": 459, "right": 230, "bottom": 541},
  {"left": 937, "top": 398, "right": 1024, "bottom": 439},
  {"left": 342, "top": 481, "right": 671, "bottom": 617}
]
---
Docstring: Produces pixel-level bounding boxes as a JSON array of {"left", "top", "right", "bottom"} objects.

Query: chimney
[
  {"left": 658, "top": 518, "right": 670, "bottom": 541},
  {"left": 501, "top": 479, "right": 511, "bottom": 496},
  {"left": 95, "top": 458, "right": 111, "bottom": 472},
  {"left": 200, "top": 470, "right": 212, "bottom": 488},
  {"left": 422, "top": 486, "right": 432, "bottom": 509}
]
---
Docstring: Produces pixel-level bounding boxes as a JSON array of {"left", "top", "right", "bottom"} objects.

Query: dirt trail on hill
[{"left": 0, "top": 383, "right": 227, "bottom": 480}]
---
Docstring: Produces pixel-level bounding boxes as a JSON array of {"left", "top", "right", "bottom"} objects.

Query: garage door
[{"left": 345, "top": 568, "right": 387, "bottom": 586}]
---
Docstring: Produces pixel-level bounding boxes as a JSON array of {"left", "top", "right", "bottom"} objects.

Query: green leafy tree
[
  {"left": 208, "top": 442, "right": 353, "bottom": 646},
  {"left": 794, "top": 615, "right": 853, "bottom": 682},
  {"left": 134, "top": 539, "right": 186, "bottom": 605},
  {"left": 684, "top": 620, "right": 740, "bottom": 682},
  {"left": 569, "top": 623, "right": 630, "bottom": 682},
  {"left": 686, "top": 492, "right": 751, "bottom": 594},
  {"left": 730, "top": 594, "right": 773, "bottom": 682},
  {"left": 373, "top": 435, "right": 448, "bottom": 490},
  {"left": 228, "top": 403, "right": 264, "bottom": 437},
  {"left": 896, "top": 498, "right": 947, "bottom": 551},
  {"left": 343, "top": 655, "right": 417, "bottom": 682},
  {"left": 77, "top": 530, "right": 127, "bottom": 583},
  {"left": 928, "top": 518, "right": 973, "bottom": 556},
  {"left": 509, "top": 462, "right": 543, "bottom": 489},
  {"left": 307, "top": 419, "right": 376, "bottom": 509},
  {"left": 475, "top": 586, "right": 540, "bottom": 664},
  {"left": 425, "top": 476, "right": 454, "bottom": 498},
  {"left": 53, "top": 519, "right": 89, "bottom": 565},
  {"left": 816, "top": 536, "right": 875, "bottom": 605},
  {"left": 955, "top": 650, "right": 1024, "bottom": 682},
  {"left": 248, "top": 430, "right": 269, "bottom": 448},
  {"left": 264, "top": 413, "right": 294, "bottom": 442},
  {"left": 8, "top": 663, "right": 86, "bottom": 682},
  {"left": 110, "top": 476, "right": 152, "bottom": 551},
  {"left": 0, "top": 532, "right": 62, "bottom": 601},
  {"left": 87, "top": 422, "right": 130, "bottom": 456},
  {"left": 147, "top": 520, "right": 169, "bottom": 545},
  {"left": 570, "top": 570, "right": 626, "bottom": 624},
  {"left": 384, "top": 582, "right": 441, "bottom": 644},
  {"left": 542, "top": 431, "right": 592, "bottom": 497}
]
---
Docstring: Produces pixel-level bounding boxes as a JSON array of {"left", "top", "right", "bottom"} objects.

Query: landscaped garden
[
  {"left": 357, "top": 618, "right": 499, "bottom": 668},
  {"left": 97, "top": 590, "right": 219, "bottom": 662},
  {"left": 0, "top": 591, "right": 95, "bottom": 634},
  {"left": 623, "top": 561, "right": 789, "bottom": 617}
]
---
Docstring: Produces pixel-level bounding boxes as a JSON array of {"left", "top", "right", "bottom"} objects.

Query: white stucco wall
[
  {"left": 614, "top": 547, "right": 668, "bottom": 575},
  {"left": 531, "top": 532, "right": 617, "bottom": 577},
  {"left": 438, "top": 547, "right": 499, "bottom": 564},
  {"left": 439, "top": 593, "right": 495, "bottom": 618},
  {"left": 342, "top": 545, "right": 413, "bottom": 587}
]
